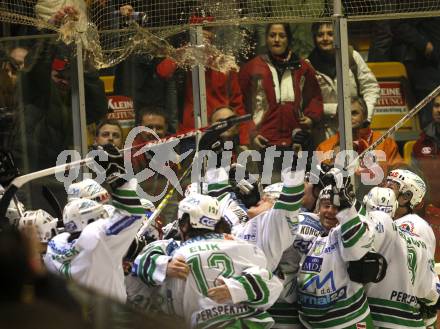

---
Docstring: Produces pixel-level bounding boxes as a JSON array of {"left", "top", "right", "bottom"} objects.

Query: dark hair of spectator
[
  {"left": 311, "top": 21, "right": 333, "bottom": 39},
  {"left": 265, "top": 23, "right": 293, "bottom": 45},
  {"left": 137, "top": 105, "right": 168, "bottom": 126},
  {"left": 351, "top": 96, "right": 368, "bottom": 117},
  {"left": 95, "top": 119, "right": 123, "bottom": 137}
]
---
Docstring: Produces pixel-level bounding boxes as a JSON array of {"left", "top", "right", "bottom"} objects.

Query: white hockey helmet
[
  {"left": 387, "top": 169, "right": 426, "bottom": 209},
  {"left": 19, "top": 209, "right": 58, "bottom": 243},
  {"left": 63, "top": 199, "right": 108, "bottom": 233},
  {"left": 263, "top": 182, "right": 283, "bottom": 200},
  {"left": 67, "top": 179, "right": 110, "bottom": 204},
  {"left": 314, "top": 185, "right": 333, "bottom": 212},
  {"left": 363, "top": 187, "right": 398, "bottom": 217},
  {"left": 178, "top": 193, "right": 221, "bottom": 230}
]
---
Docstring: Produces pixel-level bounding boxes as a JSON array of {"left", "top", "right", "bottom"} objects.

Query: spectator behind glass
[
  {"left": 156, "top": 16, "right": 251, "bottom": 146},
  {"left": 239, "top": 23, "right": 323, "bottom": 182},
  {"left": 368, "top": 17, "right": 440, "bottom": 128},
  {"left": 308, "top": 22, "right": 379, "bottom": 148},
  {"left": 95, "top": 119, "right": 124, "bottom": 148},
  {"left": 316, "top": 96, "right": 404, "bottom": 199},
  {"left": 413, "top": 95, "right": 440, "bottom": 208}
]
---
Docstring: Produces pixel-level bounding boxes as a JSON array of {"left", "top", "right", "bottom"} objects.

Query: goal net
[{"left": 1, "top": 1, "right": 440, "bottom": 69}]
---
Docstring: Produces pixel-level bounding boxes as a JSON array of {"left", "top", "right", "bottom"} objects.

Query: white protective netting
[{"left": 1, "top": 1, "right": 440, "bottom": 69}]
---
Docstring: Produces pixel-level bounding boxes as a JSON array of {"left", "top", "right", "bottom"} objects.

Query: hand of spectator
[
  {"left": 425, "top": 41, "right": 434, "bottom": 58},
  {"left": 299, "top": 116, "right": 313, "bottom": 129},
  {"left": 253, "top": 135, "right": 269, "bottom": 150},
  {"left": 120, "top": 5, "right": 134, "bottom": 17},
  {"left": 207, "top": 278, "right": 232, "bottom": 303},
  {"left": 166, "top": 256, "right": 190, "bottom": 280},
  {"left": 48, "top": 6, "right": 79, "bottom": 26}
]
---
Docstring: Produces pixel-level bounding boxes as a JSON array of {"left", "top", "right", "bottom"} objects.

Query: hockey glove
[
  {"left": 348, "top": 251, "right": 388, "bottom": 284},
  {"left": 94, "top": 144, "right": 126, "bottom": 189},
  {"left": 292, "top": 129, "right": 311, "bottom": 151}
]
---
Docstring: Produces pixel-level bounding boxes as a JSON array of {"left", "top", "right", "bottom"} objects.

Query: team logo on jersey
[
  {"left": 436, "top": 283, "right": 440, "bottom": 295},
  {"left": 375, "top": 222, "right": 384, "bottom": 233},
  {"left": 302, "top": 256, "right": 323, "bottom": 273},
  {"left": 407, "top": 245, "right": 417, "bottom": 285},
  {"left": 199, "top": 216, "right": 217, "bottom": 227},
  {"left": 312, "top": 241, "right": 326, "bottom": 256},
  {"left": 399, "top": 221, "right": 419, "bottom": 237},
  {"left": 356, "top": 323, "right": 367, "bottom": 329}
]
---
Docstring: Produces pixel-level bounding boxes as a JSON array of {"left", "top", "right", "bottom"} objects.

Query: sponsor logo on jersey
[
  {"left": 356, "top": 322, "right": 366, "bottom": 329},
  {"left": 323, "top": 241, "right": 338, "bottom": 254},
  {"left": 390, "top": 290, "right": 417, "bottom": 305},
  {"left": 436, "top": 283, "right": 440, "bottom": 295},
  {"left": 421, "top": 146, "right": 432, "bottom": 155},
  {"left": 301, "top": 271, "right": 336, "bottom": 292},
  {"left": 195, "top": 304, "right": 250, "bottom": 323},
  {"left": 298, "top": 286, "right": 347, "bottom": 307},
  {"left": 301, "top": 256, "right": 323, "bottom": 273}
]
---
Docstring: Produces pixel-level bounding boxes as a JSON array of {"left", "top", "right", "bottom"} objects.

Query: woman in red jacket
[{"left": 239, "top": 23, "right": 323, "bottom": 149}]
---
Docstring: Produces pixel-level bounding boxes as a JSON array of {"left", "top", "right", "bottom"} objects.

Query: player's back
[{"left": 167, "top": 233, "right": 273, "bottom": 328}]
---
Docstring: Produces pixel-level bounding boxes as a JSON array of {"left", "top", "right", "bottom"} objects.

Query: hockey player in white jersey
[
  {"left": 293, "top": 171, "right": 378, "bottom": 329},
  {"left": 385, "top": 169, "right": 436, "bottom": 255},
  {"left": 44, "top": 144, "right": 145, "bottom": 302},
  {"left": 133, "top": 193, "right": 283, "bottom": 328},
  {"left": 361, "top": 186, "right": 440, "bottom": 329}
]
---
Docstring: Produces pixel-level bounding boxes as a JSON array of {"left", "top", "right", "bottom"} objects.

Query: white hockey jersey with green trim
[
  {"left": 295, "top": 206, "right": 375, "bottom": 329},
  {"left": 44, "top": 179, "right": 144, "bottom": 302},
  {"left": 365, "top": 210, "right": 440, "bottom": 329},
  {"left": 134, "top": 234, "right": 283, "bottom": 329}
]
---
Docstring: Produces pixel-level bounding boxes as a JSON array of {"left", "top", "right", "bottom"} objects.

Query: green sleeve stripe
[
  {"left": 341, "top": 215, "right": 361, "bottom": 235},
  {"left": 249, "top": 274, "right": 270, "bottom": 306},
  {"left": 343, "top": 224, "right": 366, "bottom": 248},
  {"left": 112, "top": 200, "right": 145, "bottom": 215},
  {"left": 146, "top": 254, "right": 160, "bottom": 283},
  {"left": 282, "top": 184, "right": 304, "bottom": 195},
  {"left": 235, "top": 276, "right": 256, "bottom": 302},
  {"left": 368, "top": 297, "right": 418, "bottom": 313},
  {"left": 208, "top": 182, "right": 230, "bottom": 192},
  {"left": 274, "top": 201, "right": 301, "bottom": 212},
  {"left": 113, "top": 188, "right": 138, "bottom": 197}
]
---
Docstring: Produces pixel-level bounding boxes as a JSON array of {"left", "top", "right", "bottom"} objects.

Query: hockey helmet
[
  {"left": 363, "top": 187, "right": 398, "bottom": 217},
  {"left": 63, "top": 199, "right": 108, "bottom": 233},
  {"left": 178, "top": 193, "right": 221, "bottom": 230},
  {"left": 19, "top": 209, "right": 58, "bottom": 243},
  {"left": 386, "top": 169, "right": 426, "bottom": 209},
  {"left": 263, "top": 182, "right": 283, "bottom": 201},
  {"left": 67, "top": 179, "right": 110, "bottom": 204}
]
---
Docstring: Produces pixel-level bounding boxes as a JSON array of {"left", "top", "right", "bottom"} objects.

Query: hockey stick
[
  {"left": 345, "top": 85, "right": 440, "bottom": 171},
  {"left": 0, "top": 114, "right": 252, "bottom": 223},
  {"left": 42, "top": 185, "right": 64, "bottom": 223}
]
